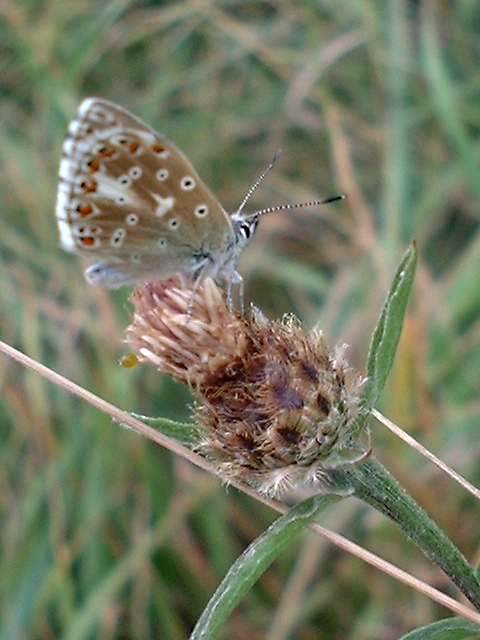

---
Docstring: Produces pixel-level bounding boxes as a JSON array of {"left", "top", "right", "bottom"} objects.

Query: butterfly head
[{"left": 231, "top": 213, "right": 259, "bottom": 250}]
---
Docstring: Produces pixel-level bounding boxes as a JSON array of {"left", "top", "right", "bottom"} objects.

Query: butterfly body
[{"left": 56, "top": 98, "right": 253, "bottom": 288}]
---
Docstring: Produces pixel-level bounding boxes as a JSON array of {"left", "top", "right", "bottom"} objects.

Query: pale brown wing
[{"left": 56, "top": 98, "right": 234, "bottom": 280}]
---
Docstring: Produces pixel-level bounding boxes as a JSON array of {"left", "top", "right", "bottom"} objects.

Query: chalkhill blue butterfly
[{"left": 56, "top": 98, "right": 343, "bottom": 290}]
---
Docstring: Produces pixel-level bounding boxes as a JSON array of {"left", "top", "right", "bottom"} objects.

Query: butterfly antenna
[
  {"left": 244, "top": 194, "right": 346, "bottom": 220},
  {"left": 235, "top": 149, "right": 282, "bottom": 217}
]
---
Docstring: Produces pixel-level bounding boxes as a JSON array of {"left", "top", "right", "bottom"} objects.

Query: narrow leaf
[
  {"left": 362, "top": 242, "right": 417, "bottom": 411},
  {"left": 399, "top": 617, "right": 480, "bottom": 639},
  {"left": 130, "top": 413, "right": 200, "bottom": 446},
  {"left": 190, "top": 492, "right": 348, "bottom": 640}
]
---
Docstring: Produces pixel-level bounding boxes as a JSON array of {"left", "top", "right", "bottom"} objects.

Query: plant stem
[{"left": 329, "top": 457, "right": 480, "bottom": 611}]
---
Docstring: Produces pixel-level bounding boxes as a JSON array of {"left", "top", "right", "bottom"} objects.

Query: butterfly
[{"left": 56, "top": 97, "right": 343, "bottom": 290}]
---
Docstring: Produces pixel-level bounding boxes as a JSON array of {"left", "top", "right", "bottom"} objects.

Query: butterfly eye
[{"left": 239, "top": 223, "right": 252, "bottom": 239}]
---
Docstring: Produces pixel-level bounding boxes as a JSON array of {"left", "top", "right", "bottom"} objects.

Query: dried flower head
[{"left": 126, "top": 277, "right": 367, "bottom": 497}]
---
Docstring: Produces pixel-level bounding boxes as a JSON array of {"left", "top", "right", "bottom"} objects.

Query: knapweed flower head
[{"left": 126, "top": 277, "right": 367, "bottom": 497}]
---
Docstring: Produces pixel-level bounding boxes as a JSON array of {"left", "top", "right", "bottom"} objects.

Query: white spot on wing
[
  {"left": 129, "top": 166, "right": 142, "bottom": 179},
  {"left": 110, "top": 228, "right": 126, "bottom": 247},
  {"left": 77, "top": 172, "right": 141, "bottom": 206},
  {"left": 180, "top": 176, "right": 195, "bottom": 191},
  {"left": 57, "top": 219, "right": 75, "bottom": 251},
  {"left": 152, "top": 194, "right": 175, "bottom": 217},
  {"left": 75, "top": 139, "right": 95, "bottom": 154},
  {"left": 156, "top": 169, "right": 169, "bottom": 181},
  {"left": 55, "top": 191, "right": 69, "bottom": 219},
  {"left": 63, "top": 138, "right": 75, "bottom": 156},
  {"left": 194, "top": 204, "right": 208, "bottom": 218},
  {"left": 73, "top": 225, "right": 101, "bottom": 237},
  {"left": 126, "top": 213, "right": 139, "bottom": 226},
  {"left": 59, "top": 158, "right": 75, "bottom": 180},
  {"left": 68, "top": 120, "right": 83, "bottom": 136},
  {"left": 117, "top": 174, "right": 131, "bottom": 187},
  {"left": 78, "top": 97, "right": 96, "bottom": 116},
  {"left": 57, "top": 182, "right": 72, "bottom": 194}
]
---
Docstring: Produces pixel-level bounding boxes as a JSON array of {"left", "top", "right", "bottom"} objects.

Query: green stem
[
  {"left": 329, "top": 457, "right": 480, "bottom": 611},
  {"left": 190, "top": 493, "right": 347, "bottom": 640}
]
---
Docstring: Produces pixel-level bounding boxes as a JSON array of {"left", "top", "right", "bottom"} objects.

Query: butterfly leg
[
  {"left": 184, "top": 260, "right": 211, "bottom": 320},
  {"left": 226, "top": 270, "right": 244, "bottom": 314}
]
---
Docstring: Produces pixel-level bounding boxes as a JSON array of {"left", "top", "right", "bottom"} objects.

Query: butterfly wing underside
[{"left": 56, "top": 98, "right": 234, "bottom": 287}]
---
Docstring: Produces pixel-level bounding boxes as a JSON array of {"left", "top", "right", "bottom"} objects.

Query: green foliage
[
  {"left": 190, "top": 494, "right": 347, "bottom": 640},
  {"left": 363, "top": 243, "right": 417, "bottom": 412},
  {"left": 1, "top": 1, "right": 479, "bottom": 639},
  {"left": 400, "top": 617, "right": 480, "bottom": 640}
]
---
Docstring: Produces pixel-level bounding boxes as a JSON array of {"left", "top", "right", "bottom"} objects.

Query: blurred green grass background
[{"left": 1, "top": 1, "right": 480, "bottom": 638}]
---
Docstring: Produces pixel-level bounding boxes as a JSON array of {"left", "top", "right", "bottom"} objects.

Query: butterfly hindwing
[{"left": 56, "top": 98, "right": 234, "bottom": 285}]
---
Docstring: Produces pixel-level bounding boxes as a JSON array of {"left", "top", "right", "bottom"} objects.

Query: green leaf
[
  {"left": 189, "top": 492, "right": 349, "bottom": 640},
  {"left": 130, "top": 413, "right": 200, "bottom": 447},
  {"left": 362, "top": 242, "right": 417, "bottom": 411},
  {"left": 399, "top": 617, "right": 480, "bottom": 639},
  {"left": 330, "top": 459, "right": 480, "bottom": 611}
]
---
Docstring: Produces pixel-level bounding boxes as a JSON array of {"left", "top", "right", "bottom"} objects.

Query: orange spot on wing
[
  {"left": 87, "top": 158, "right": 100, "bottom": 173},
  {"left": 152, "top": 143, "right": 166, "bottom": 154},
  {"left": 98, "top": 145, "right": 116, "bottom": 158},
  {"left": 76, "top": 203, "right": 93, "bottom": 217},
  {"left": 80, "top": 237, "right": 95, "bottom": 246},
  {"left": 80, "top": 179, "right": 97, "bottom": 193},
  {"left": 129, "top": 141, "right": 140, "bottom": 154}
]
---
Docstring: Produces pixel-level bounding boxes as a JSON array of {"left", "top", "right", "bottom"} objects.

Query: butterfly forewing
[{"left": 56, "top": 98, "right": 234, "bottom": 284}]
